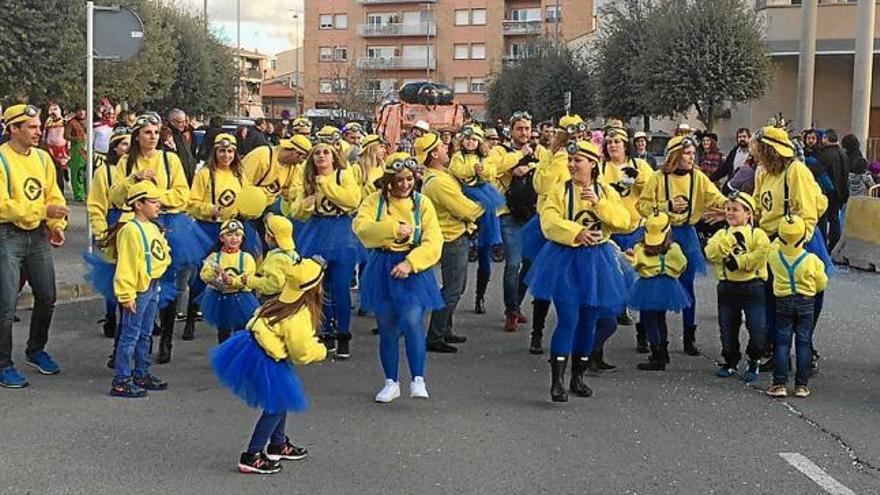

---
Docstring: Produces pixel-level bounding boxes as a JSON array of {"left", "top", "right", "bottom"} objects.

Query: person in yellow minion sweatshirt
[
  {"left": 704, "top": 191, "right": 770, "bottom": 382},
  {"left": 353, "top": 134, "right": 387, "bottom": 198},
  {"left": 247, "top": 214, "right": 301, "bottom": 301},
  {"left": 110, "top": 180, "right": 172, "bottom": 398},
  {"left": 354, "top": 153, "right": 444, "bottom": 403},
  {"left": 524, "top": 141, "right": 632, "bottom": 402},
  {"left": 210, "top": 256, "right": 328, "bottom": 475},
  {"left": 765, "top": 214, "right": 827, "bottom": 399},
  {"left": 242, "top": 134, "right": 311, "bottom": 216}
]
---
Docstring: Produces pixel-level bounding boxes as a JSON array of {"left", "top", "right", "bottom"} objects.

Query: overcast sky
[{"left": 177, "top": 0, "right": 304, "bottom": 55}]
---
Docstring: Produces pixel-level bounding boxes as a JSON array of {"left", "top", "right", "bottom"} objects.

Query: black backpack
[{"left": 506, "top": 168, "right": 537, "bottom": 224}]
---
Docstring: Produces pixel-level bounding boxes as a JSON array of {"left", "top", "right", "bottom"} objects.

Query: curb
[{"left": 17, "top": 283, "right": 97, "bottom": 310}]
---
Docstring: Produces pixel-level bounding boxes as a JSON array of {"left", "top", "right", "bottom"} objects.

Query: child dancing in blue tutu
[
  {"left": 211, "top": 257, "right": 328, "bottom": 474},
  {"left": 625, "top": 211, "right": 692, "bottom": 371},
  {"left": 198, "top": 220, "right": 260, "bottom": 344}
]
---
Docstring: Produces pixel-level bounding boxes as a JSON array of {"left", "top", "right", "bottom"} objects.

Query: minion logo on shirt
[
  {"left": 574, "top": 209, "right": 603, "bottom": 232},
  {"left": 393, "top": 220, "right": 413, "bottom": 246},
  {"left": 217, "top": 189, "right": 237, "bottom": 208},
  {"left": 23, "top": 177, "right": 43, "bottom": 201},
  {"left": 760, "top": 190, "right": 772, "bottom": 211},
  {"left": 150, "top": 239, "right": 167, "bottom": 261},
  {"left": 222, "top": 266, "right": 242, "bottom": 278},
  {"left": 731, "top": 231, "right": 748, "bottom": 255},
  {"left": 318, "top": 196, "right": 345, "bottom": 215}
]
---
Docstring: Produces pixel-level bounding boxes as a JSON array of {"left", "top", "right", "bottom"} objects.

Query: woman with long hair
[
  {"left": 636, "top": 135, "right": 727, "bottom": 356},
  {"left": 354, "top": 134, "right": 387, "bottom": 197},
  {"left": 286, "top": 142, "right": 362, "bottom": 358},
  {"left": 354, "top": 152, "right": 444, "bottom": 402}
]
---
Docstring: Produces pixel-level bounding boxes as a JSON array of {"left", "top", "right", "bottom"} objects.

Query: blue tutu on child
[
  {"left": 521, "top": 215, "right": 548, "bottom": 261},
  {"left": 611, "top": 227, "right": 645, "bottom": 252},
  {"left": 526, "top": 241, "right": 630, "bottom": 308},
  {"left": 210, "top": 330, "right": 309, "bottom": 414},
  {"left": 359, "top": 250, "right": 444, "bottom": 315},
  {"left": 806, "top": 229, "right": 835, "bottom": 275},
  {"left": 158, "top": 212, "right": 214, "bottom": 271},
  {"left": 296, "top": 215, "right": 364, "bottom": 262},
  {"left": 197, "top": 288, "right": 260, "bottom": 330},
  {"left": 627, "top": 275, "right": 692, "bottom": 312},
  {"left": 82, "top": 251, "right": 178, "bottom": 309},
  {"left": 671, "top": 224, "right": 706, "bottom": 274},
  {"left": 463, "top": 183, "right": 504, "bottom": 248}
]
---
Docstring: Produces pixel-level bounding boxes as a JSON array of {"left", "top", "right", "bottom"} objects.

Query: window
[
  {"left": 319, "top": 46, "right": 333, "bottom": 62},
  {"left": 319, "top": 14, "right": 333, "bottom": 29},
  {"left": 470, "top": 77, "right": 486, "bottom": 94},
  {"left": 509, "top": 8, "right": 541, "bottom": 22},
  {"left": 335, "top": 46, "right": 348, "bottom": 61},
  {"left": 454, "top": 44, "right": 469, "bottom": 60},
  {"left": 471, "top": 43, "right": 485, "bottom": 60},
  {"left": 319, "top": 79, "right": 333, "bottom": 94},
  {"left": 453, "top": 78, "right": 469, "bottom": 94},
  {"left": 546, "top": 6, "right": 562, "bottom": 23},
  {"left": 454, "top": 9, "right": 469, "bottom": 26},
  {"left": 334, "top": 14, "right": 348, "bottom": 29},
  {"left": 471, "top": 9, "right": 487, "bottom": 25},
  {"left": 334, "top": 78, "right": 348, "bottom": 92}
]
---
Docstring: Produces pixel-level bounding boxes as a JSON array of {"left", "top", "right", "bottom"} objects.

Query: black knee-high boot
[
  {"left": 181, "top": 295, "right": 198, "bottom": 341},
  {"left": 569, "top": 355, "right": 593, "bottom": 397},
  {"left": 156, "top": 306, "right": 175, "bottom": 364},
  {"left": 474, "top": 270, "right": 489, "bottom": 314},
  {"left": 549, "top": 354, "right": 568, "bottom": 402},
  {"left": 635, "top": 321, "right": 649, "bottom": 353},
  {"left": 529, "top": 299, "right": 550, "bottom": 354},
  {"left": 683, "top": 325, "right": 700, "bottom": 356}
]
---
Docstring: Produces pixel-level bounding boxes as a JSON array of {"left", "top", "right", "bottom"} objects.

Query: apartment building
[
  {"left": 234, "top": 48, "right": 269, "bottom": 118},
  {"left": 303, "top": 0, "right": 594, "bottom": 120}
]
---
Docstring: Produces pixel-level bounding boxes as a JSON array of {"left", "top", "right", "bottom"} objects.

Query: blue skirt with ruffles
[
  {"left": 196, "top": 288, "right": 260, "bottom": 330},
  {"left": 359, "top": 250, "right": 444, "bottom": 315},
  {"left": 627, "top": 275, "right": 693, "bottom": 312},
  {"left": 525, "top": 241, "right": 630, "bottom": 308},
  {"left": 81, "top": 251, "right": 178, "bottom": 309},
  {"left": 521, "top": 215, "right": 548, "bottom": 261},
  {"left": 295, "top": 215, "right": 364, "bottom": 263},
  {"left": 210, "top": 331, "right": 309, "bottom": 414},
  {"left": 462, "top": 183, "right": 504, "bottom": 248},
  {"left": 672, "top": 224, "right": 706, "bottom": 275},
  {"left": 157, "top": 212, "right": 214, "bottom": 271}
]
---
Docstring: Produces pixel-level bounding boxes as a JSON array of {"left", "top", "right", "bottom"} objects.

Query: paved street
[{"left": 2, "top": 265, "right": 879, "bottom": 494}]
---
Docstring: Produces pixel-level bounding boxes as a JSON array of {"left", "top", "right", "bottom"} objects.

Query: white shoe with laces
[
  {"left": 374, "top": 379, "right": 400, "bottom": 403},
  {"left": 410, "top": 376, "right": 429, "bottom": 399}
]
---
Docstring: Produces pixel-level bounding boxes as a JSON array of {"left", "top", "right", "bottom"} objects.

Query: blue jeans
[
  {"left": 773, "top": 295, "right": 815, "bottom": 387},
  {"left": 377, "top": 305, "right": 427, "bottom": 381},
  {"left": 247, "top": 410, "right": 287, "bottom": 454},
  {"left": 114, "top": 282, "right": 160, "bottom": 382},
  {"left": 550, "top": 300, "right": 600, "bottom": 356},
  {"left": 717, "top": 280, "right": 766, "bottom": 367},
  {"left": 322, "top": 259, "right": 357, "bottom": 335},
  {"left": 0, "top": 224, "right": 57, "bottom": 368},
  {"left": 428, "top": 236, "right": 469, "bottom": 345},
  {"left": 500, "top": 215, "right": 523, "bottom": 313}
]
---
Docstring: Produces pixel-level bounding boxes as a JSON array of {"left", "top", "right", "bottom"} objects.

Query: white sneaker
[
  {"left": 374, "top": 379, "right": 400, "bottom": 403},
  {"left": 410, "top": 376, "right": 429, "bottom": 399}
]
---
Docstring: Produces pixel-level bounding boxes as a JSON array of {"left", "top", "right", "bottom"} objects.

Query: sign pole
[{"left": 86, "top": 1, "right": 95, "bottom": 251}]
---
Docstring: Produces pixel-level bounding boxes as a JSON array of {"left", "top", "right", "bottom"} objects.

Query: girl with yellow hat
[
  {"left": 210, "top": 256, "right": 328, "bottom": 474},
  {"left": 353, "top": 153, "right": 444, "bottom": 403},
  {"left": 524, "top": 141, "right": 632, "bottom": 402}
]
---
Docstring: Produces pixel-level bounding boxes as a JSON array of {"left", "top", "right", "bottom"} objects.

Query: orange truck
[{"left": 375, "top": 82, "right": 471, "bottom": 150}]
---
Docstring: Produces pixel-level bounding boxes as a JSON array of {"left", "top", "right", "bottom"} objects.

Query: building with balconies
[{"left": 233, "top": 47, "right": 269, "bottom": 118}]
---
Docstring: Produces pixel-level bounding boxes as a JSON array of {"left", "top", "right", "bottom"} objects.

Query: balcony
[
  {"left": 359, "top": 0, "right": 435, "bottom": 4},
  {"left": 356, "top": 56, "right": 436, "bottom": 70},
  {"left": 241, "top": 68, "right": 263, "bottom": 81},
  {"left": 358, "top": 22, "right": 436, "bottom": 37},
  {"left": 502, "top": 20, "right": 543, "bottom": 36}
]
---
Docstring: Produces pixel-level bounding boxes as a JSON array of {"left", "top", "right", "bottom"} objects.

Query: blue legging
[
  {"left": 376, "top": 305, "right": 427, "bottom": 381},
  {"left": 477, "top": 243, "right": 492, "bottom": 277},
  {"left": 322, "top": 260, "right": 357, "bottom": 335},
  {"left": 679, "top": 262, "right": 697, "bottom": 328},
  {"left": 247, "top": 410, "right": 287, "bottom": 454},
  {"left": 550, "top": 300, "right": 601, "bottom": 356},
  {"left": 640, "top": 310, "right": 668, "bottom": 346},
  {"left": 594, "top": 317, "right": 617, "bottom": 349}
]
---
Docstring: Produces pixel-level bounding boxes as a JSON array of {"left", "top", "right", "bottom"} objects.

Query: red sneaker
[
  {"left": 504, "top": 312, "right": 518, "bottom": 333},
  {"left": 516, "top": 311, "right": 529, "bottom": 324}
]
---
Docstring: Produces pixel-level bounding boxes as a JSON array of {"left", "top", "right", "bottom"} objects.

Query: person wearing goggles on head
[
  {"left": 284, "top": 142, "right": 362, "bottom": 359},
  {"left": 342, "top": 122, "right": 365, "bottom": 163},
  {"left": 354, "top": 152, "right": 444, "bottom": 403},
  {"left": 636, "top": 134, "right": 727, "bottom": 357},
  {"left": 524, "top": 141, "right": 632, "bottom": 402},
  {"left": 243, "top": 132, "right": 312, "bottom": 218},
  {"left": 0, "top": 104, "right": 70, "bottom": 388},
  {"left": 353, "top": 134, "right": 388, "bottom": 198}
]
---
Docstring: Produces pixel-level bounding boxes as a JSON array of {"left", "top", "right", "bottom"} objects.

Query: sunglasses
[
  {"left": 387, "top": 157, "right": 419, "bottom": 173},
  {"left": 509, "top": 111, "right": 532, "bottom": 124}
]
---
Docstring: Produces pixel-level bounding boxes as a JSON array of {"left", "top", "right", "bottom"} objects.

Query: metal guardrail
[
  {"left": 502, "top": 20, "right": 542, "bottom": 35},
  {"left": 358, "top": 22, "right": 436, "bottom": 37},
  {"left": 356, "top": 56, "right": 436, "bottom": 70}
]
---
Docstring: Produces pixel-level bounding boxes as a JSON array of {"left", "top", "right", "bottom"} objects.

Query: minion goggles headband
[
  {"left": 387, "top": 157, "right": 419, "bottom": 173},
  {"left": 563, "top": 122, "right": 588, "bottom": 135},
  {"left": 221, "top": 220, "right": 245, "bottom": 234},
  {"left": 666, "top": 136, "right": 698, "bottom": 155},
  {"left": 133, "top": 113, "right": 161, "bottom": 131},
  {"left": 566, "top": 142, "right": 601, "bottom": 163},
  {"left": 754, "top": 129, "right": 795, "bottom": 153},
  {"left": 509, "top": 111, "right": 532, "bottom": 124},
  {"left": 7, "top": 105, "right": 40, "bottom": 124}
]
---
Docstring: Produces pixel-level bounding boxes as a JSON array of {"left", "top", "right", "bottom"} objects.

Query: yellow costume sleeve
[
  {"left": 159, "top": 152, "right": 190, "bottom": 212},
  {"left": 664, "top": 243, "right": 688, "bottom": 277},
  {"left": 353, "top": 192, "right": 401, "bottom": 248},
  {"left": 317, "top": 169, "right": 361, "bottom": 212},
  {"left": 87, "top": 165, "right": 111, "bottom": 239},
  {"left": 594, "top": 183, "right": 632, "bottom": 233},
  {"left": 735, "top": 227, "right": 771, "bottom": 274},
  {"left": 280, "top": 309, "right": 328, "bottom": 365},
  {"left": 448, "top": 152, "right": 475, "bottom": 182},
  {"left": 187, "top": 168, "right": 216, "bottom": 221},
  {"left": 636, "top": 171, "right": 664, "bottom": 219},
  {"left": 113, "top": 224, "right": 142, "bottom": 304},
  {"left": 533, "top": 150, "right": 570, "bottom": 196},
  {"left": 405, "top": 195, "right": 443, "bottom": 273}
]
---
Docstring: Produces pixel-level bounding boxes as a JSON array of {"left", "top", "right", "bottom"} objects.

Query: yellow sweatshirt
[
  {"left": 248, "top": 308, "right": 327, "bottom": 364},
  {"left": 246, "top": 248, "right": 301, "bottom": 296},
  {"left": 114, "top": 218, "right": 171, "bottom": 304},
  {"left": 87, "top": 163, "right": 124, "bottom": 239},
  {"left": 636, "top": 169, "right": 727, "bottom": 226},
  {"left": 493, "top": 144, "right": 551, "bottom": 216},
  {"left": 242, "top": 146, "right": 296, "bottom": 205},
  {"left": 353, "top": 191, "right": 443, "bottom": 273},
  {"left": 767, "top": 246, "right": 828, "bottom": 297},
  {"left": 285, "top": 167, "right": 362, "bottom": 221},
  {"left": 449, "top": 151, "right": 497, "bottom": 187},
  {"left": 109, "top": 151, "right": 189, "bottom": 213},
  {"left": 0, "top": 143, "right": 67, "bottom": 231},
  {"left": 539, "top": 180, "right": 631, "bottom": 247},
  {"left": 753, "top": 160, "right": 824, "bottom": 240},
  {"left": 629, "top": 242, "right": 688, "bottom": 278},
  {"left": 421, "top": 168, "right": 484, "bottom": 242},
  {"left": 704, "top": 224, "right": 771, "bottom": 282},
  {"left": 533, "top": 150, "right": 570, "bottom": 211},
  {"left": 350, "top": 163, "right": 384, "bottom": 199},
  {"left": 600, "top": 157, "right": 654, "bottom": 233},
  {"left": 188, "top": 167, "right": 251, "bottom": 222},
  {"left": 199, "top": 249, "right": 257, "bottom": 293}
]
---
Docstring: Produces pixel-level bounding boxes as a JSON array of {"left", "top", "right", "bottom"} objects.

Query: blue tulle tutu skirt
[
  {"left": 806, "top": 229, "right": 835, "bottom": 275},
  {"left": 521, "top": 215, "right": 548, "bottom": 261},
  {"left": 106, "top": 208, "right": 122, "bottom": 228},
  {"left": 195, "top": 220, "right": 263, "bottom": 259},
  {"left": 359, "top": 250, "right": 444, "bottom": 315},
  {"left": 627, "top": 275, "right": 692, "bottom": 312},
  {"left": 157, "top": 213, "right": 214, "bottom": 271},
  {"left": 197, "top": 288, "right": 260, "bottom": 330},
  {"left": 526, "top": 241, "right": 630, "bottom": 308},
  {"left": 296, "top": 215, "right": 364, "bottom": 262},
  {"left": 672, "top": 224, "right": 706, "bottom": 274},
  {"left": 463, "top": 183, "right": 504, "bottom": 248},
  {"left": 611, "top": 227, "right": 645, "bottom": 252},
  {"left": 82, "top": 251, "right": 178, "bottom": 309},
  {"left": 210, "top": 331, "right": 308, "bottom": 414}
]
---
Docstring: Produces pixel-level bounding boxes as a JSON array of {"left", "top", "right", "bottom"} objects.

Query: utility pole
[
  {"left": 425, "top": 2, "right": 432, "bottom": 81},
  {"left": 851, "top": 0, "right": 876, "bottom": 154},
  {"left": 795, "top": 0, "right": 817, "bottom": 130}
]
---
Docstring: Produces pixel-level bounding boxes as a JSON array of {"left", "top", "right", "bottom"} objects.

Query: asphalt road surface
[{"left": 2, "top": 266, "right": 879, "bottom": 494}]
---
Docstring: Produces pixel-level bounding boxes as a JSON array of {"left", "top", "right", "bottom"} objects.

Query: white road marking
[{"left": 779, "top": 452, "right": 858, "bottom": 495}]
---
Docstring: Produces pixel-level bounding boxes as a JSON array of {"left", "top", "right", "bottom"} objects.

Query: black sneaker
[
  {"left": 266, "top": 438, "right": 308, "bottom": 461},
  {"left": 426, "top": 341, "right": 457, "bottom": 353},
  {"left": 175, "top": 311, "right": 186, "bottom": 322},
  {"left": 318, "top": 333, "right": 337, "bottom": 353},
  {"left": 109, "top": 379, "right": 147, "bottom": 398},
  {"left": 336, "top": 336, "right": 351, "bottom": 359},
  {"left": 445, "top": 334, "right": 467, "bottom": 344},
  {"left": 133, "top": 374, "right": 168, "bottom": 391},
  {"left": 101, "top": 316, "right": 116, "bottom": 339},
  {"left": 238, "top": 452, "right": 282, "bottom": 474}
]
